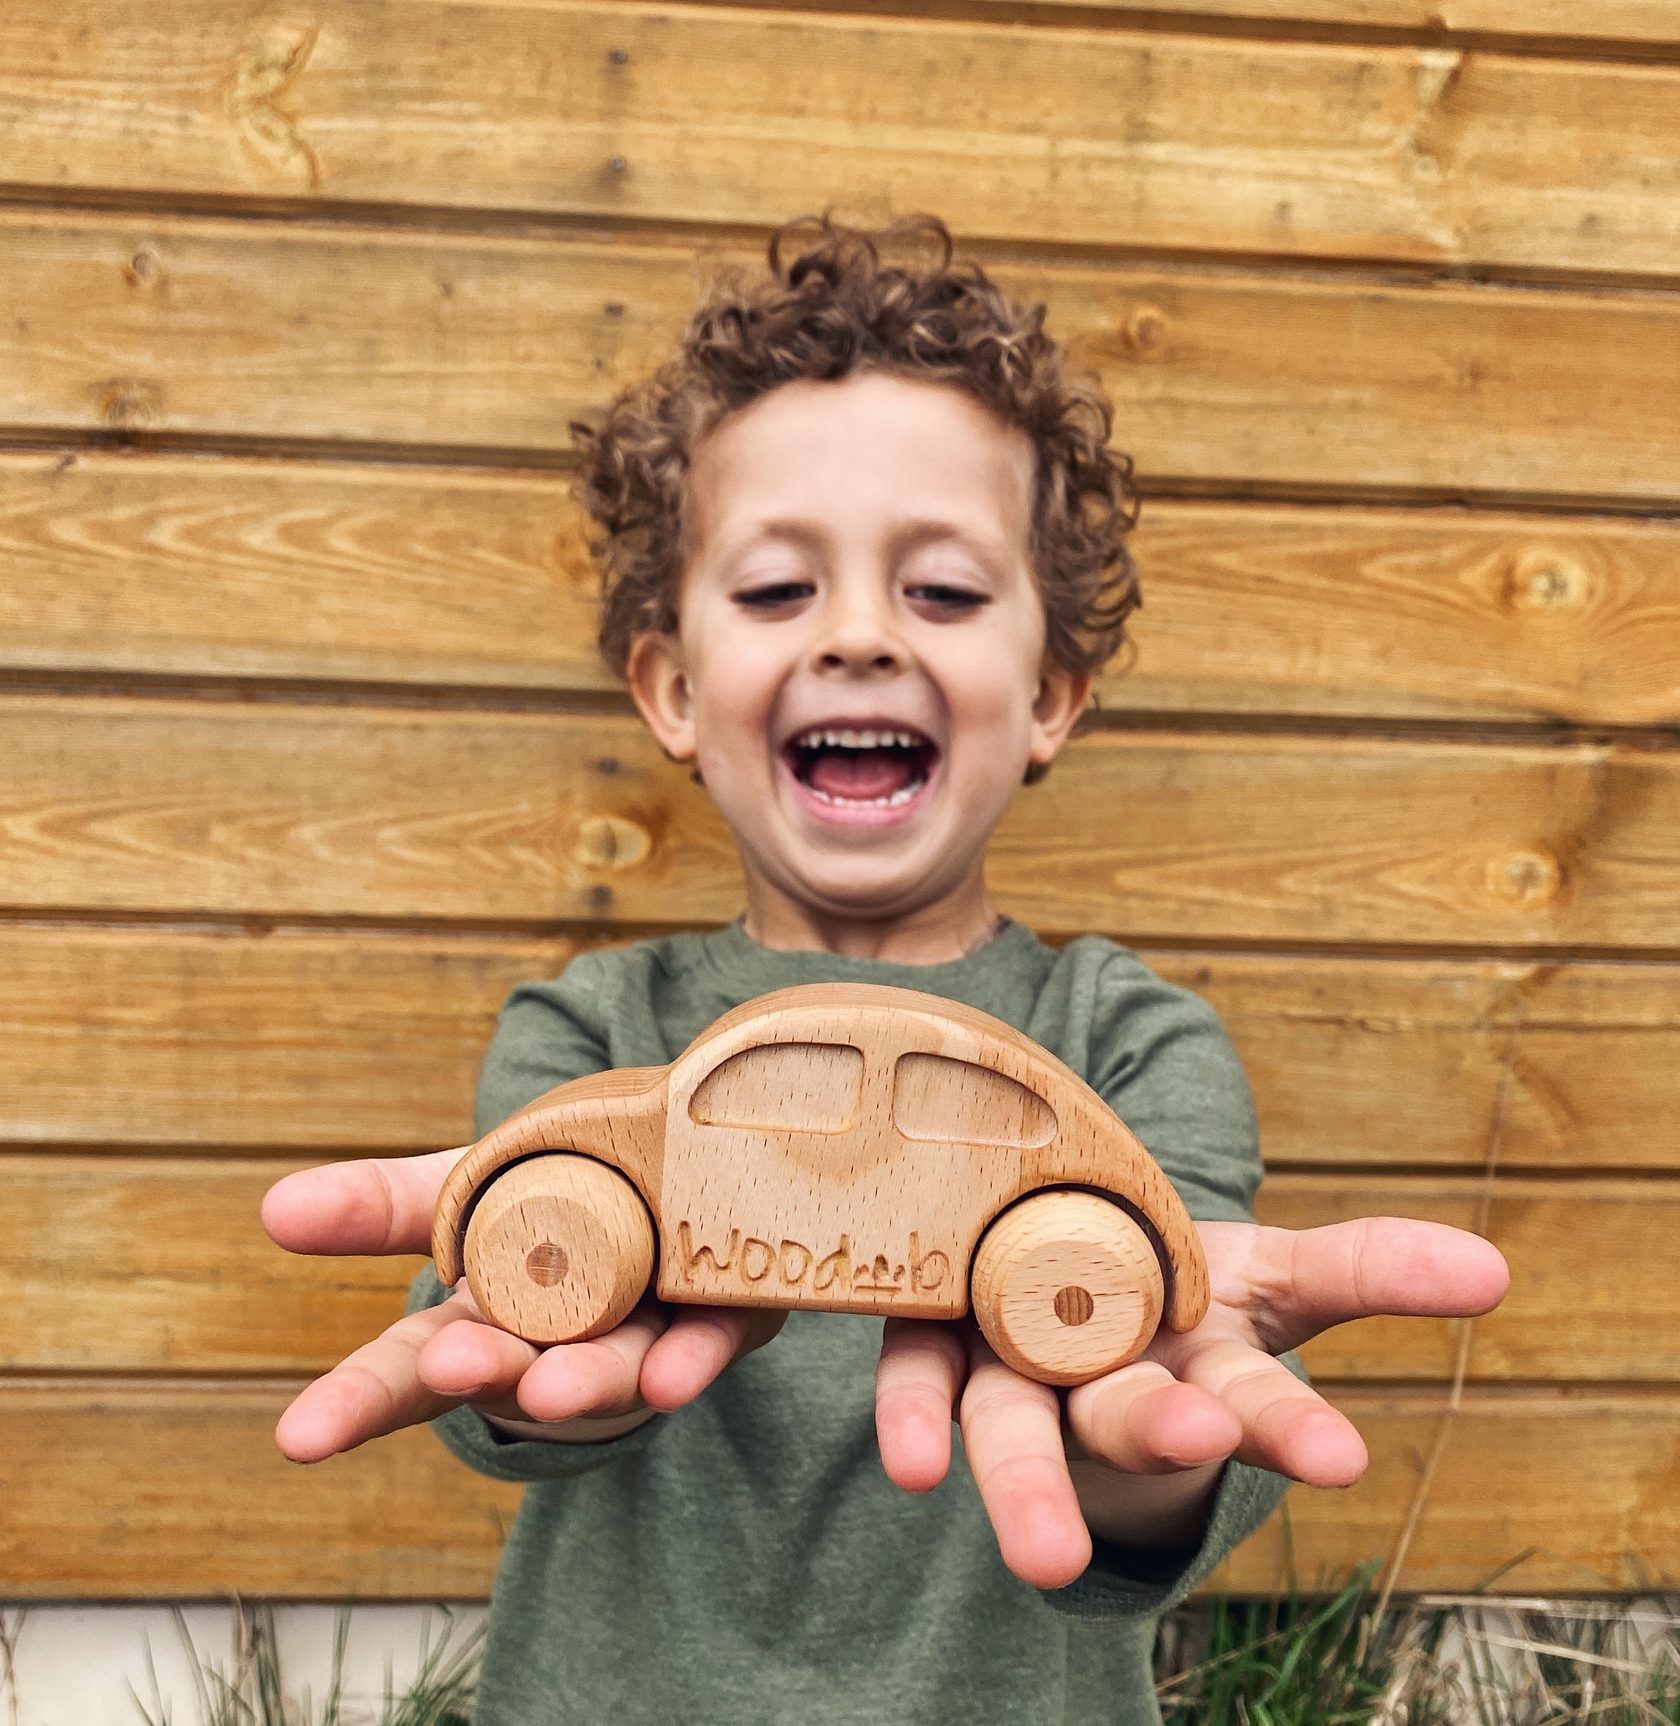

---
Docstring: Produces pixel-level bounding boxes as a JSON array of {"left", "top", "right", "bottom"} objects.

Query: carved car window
[
  {"left": 689, "top": 1041, "right": 864, "bottom": 1134},
  {"left": 892, "top": 1052, "right": 1056, "bottom": 1147}
]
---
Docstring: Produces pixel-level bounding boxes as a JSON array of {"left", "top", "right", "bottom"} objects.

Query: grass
[
  {"left": 1154, "top": 1571, "right": 1680, "bottom": 1725},
  {"left": 129, "top": 1607, "right": 482, "bottom": 1726},
  {"left": 0, "top": 1577, "right": 1652, "bottom": 1725}
]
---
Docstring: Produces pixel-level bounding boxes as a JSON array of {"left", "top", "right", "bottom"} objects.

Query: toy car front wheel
[
  {"left": 969, "top": 1190, "right": 1166, "bottom": 1387},
  {"left": 463, "top": 1153, "right": 655, "bottom": 1346}
]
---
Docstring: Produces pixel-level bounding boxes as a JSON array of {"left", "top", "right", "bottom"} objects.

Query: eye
[
  {"left": 909, "top": 582, "right": 989, "bottom": 611},
  {"left": 735, "top": 580, "right": 813, "bottom": 609}
]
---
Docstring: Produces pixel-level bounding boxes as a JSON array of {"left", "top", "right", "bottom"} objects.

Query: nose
[{"left": 809, "top": 580, "right": 908, "bottom": 675}]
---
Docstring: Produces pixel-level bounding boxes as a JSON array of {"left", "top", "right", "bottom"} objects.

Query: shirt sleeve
[
  {"left": 1040, "top": 948, "right": 1296, "bottom": 1619},
  {"left": 413, "top": 956, "right": 665, "bottom": 1482}
]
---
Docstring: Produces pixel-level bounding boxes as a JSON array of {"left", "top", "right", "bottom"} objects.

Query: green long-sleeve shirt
[{"left": 409, "top": 914, "right": 1292, "bottom": 1725}]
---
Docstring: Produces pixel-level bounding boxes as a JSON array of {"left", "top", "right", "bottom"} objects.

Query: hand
[
  {"left": 872, "top": 1217, "right": 1511, "bottom": 1591},
  {"left": 260, "top": 1151, "right": 784, "bottom": 1461}
]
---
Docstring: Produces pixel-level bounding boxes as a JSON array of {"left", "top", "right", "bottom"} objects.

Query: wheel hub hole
[
  {"left": 526, "top": 1242, "right": 569, "bottom": 1287},
  {"left": 1053, "top": 1284, "right": 1094, "bottom": 1327}
]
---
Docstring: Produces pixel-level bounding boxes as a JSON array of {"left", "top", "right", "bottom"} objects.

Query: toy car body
[{"left": 433, "top": 981, "right": 1210, "bottom": 1382}]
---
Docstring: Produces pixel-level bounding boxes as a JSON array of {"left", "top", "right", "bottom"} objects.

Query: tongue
[{"left": 807, "top": 747, "right": 917, "bottom": 801}]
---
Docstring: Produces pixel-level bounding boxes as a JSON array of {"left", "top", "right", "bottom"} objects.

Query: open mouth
[{"left": 781, "top": 726, "right": 940, "bottom": 813}]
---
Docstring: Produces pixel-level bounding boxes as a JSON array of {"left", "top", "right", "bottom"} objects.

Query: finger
[
  {"left": 1216, "top": 1217, "right": 1510, "bottom": 1356},
  {"left": 958, "top": 1331, "right": 1091, "bottom": 1591},
  {"left": 275, "top": 1291, "right": 483, "bottom": 1462},
  {"left": 637, "top": 1304, "right": 788, "bottom": 1411},
  {"left": 416, "top": 1310, "right": 545, "bottom": 1410},
  {"left": 261, "top": 1148, "right": 465, "bottom": 1258},
  {"left": 1160, "top": 1332, "right": 1368, "bottom": 1488},
  {"left": 513, "top": 1299, "right": 675, "bottom": 1421},
  {"left": 1063, "top": 1360, "right": 1242, "bottom": 1476},
  {"left": 875, "top": 1318, "right": 966, "bottom": 1493}
]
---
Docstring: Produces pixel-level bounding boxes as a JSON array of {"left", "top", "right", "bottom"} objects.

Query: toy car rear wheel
[
  {"left": 463, "top": 1153, "right": 655, "bottom": 1346},
  {"left": 969, "top": 1190, "right": 1166, "bottom": 1387}
]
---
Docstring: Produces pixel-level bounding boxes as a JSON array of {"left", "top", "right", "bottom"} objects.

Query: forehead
[{"left": 684, "top": 372, "right": 1036, "bottom": 562}]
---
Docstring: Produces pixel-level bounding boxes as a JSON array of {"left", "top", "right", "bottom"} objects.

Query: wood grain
[
  {"left": 6, "top": 928, "right": 1677, "bottom": 1169},
  {"left": 2, "top": 1380, "right": 1670, "bottom": 1596},
  {"left": 6, "top": 1156, "right": 1674, "bottom": 1381},
  {"left": 0, "top": 924, "right": 579, "bottom": 1151},
  {"left": 3, "top": 5, "right": 1680, "bottom": 277},
  {"left": 436, "top": 981, "right": 1211, "bottom": 1351},
  {"left": 1209, "top": 1389, "right": 1680, "bottom": 1594},
  {"left": 5, "top": 451, "right": 1678, "bottom": 724},
  {"left": 3, "top": 212, "right": 1679, "bottom": 502},
  {"left": 3, "top": 696, "right": 1676, "bottom": 947},
  {"left": 967, "top": 0, "right": 1680, "bottom": 43}
]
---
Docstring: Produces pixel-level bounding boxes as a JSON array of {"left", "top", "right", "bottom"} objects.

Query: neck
[{"left": 738, "top": 882, "right": 1006, "bottom": 965}]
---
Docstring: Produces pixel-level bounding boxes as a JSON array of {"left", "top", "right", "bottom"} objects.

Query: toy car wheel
[
  {"left": 463, "top": 1153, "right": 655, "bottom": 1346},
  {"left": 969, "top": 1190, "right": 1166, "bottom": 1387}
]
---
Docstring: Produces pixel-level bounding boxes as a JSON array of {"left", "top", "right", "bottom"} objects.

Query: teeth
[
  {"left": 793, "top": 726, "right": 924, "bottom": 750},
  {"left": 808, "top": 773, "right": 926, "bottom": 810}
]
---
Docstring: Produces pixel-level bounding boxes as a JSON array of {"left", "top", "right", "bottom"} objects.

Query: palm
[{"left": 874, "top": 1216, "right": 1510, "bottom": 1590}]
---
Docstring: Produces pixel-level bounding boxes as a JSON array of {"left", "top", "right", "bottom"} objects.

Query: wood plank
[
  {"left": 2, "top": 1381, "right": 1670, "bottom": 1596},
  {"left": 3, "top": 696, "right": 1677, "bottom": 947},
  {"left": 1210, "top": 1389, "right": 1680, "bottom": 1593},
  {"left": 0, "top": 925, "right": 578, "bottom": 1151},
  {"left": 5, "top": 452, "right": 1679, "bottom": 726},
  {"left": 5, "top": 1156, "right": 1673, "bottom": 1381},
  {"left": 3, "top": 4, "right": 1680, "bottom": 278},
  {"left": 969, "top": 0, "right": 1680, "bottom": 48},
  {"left": 6, "top": 928, "right": 1677, "bottom": 1170},
  {"left": 3, "top": 213, "right": 1679, "bottom": 504},
  {"left": 1199, "top": 953, "right": 1680, "bottom": 1173},
  {"left": 1256, "top": 1174, "right": 1680, "bottom": 1382}
]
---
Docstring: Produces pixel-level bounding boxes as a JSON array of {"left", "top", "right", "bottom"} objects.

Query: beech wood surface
[
  {"left": 439, "top": 983, "right": 1210, "bottom": 1372},
  {"left": 4, "top": 927, "right": 1677, "bottom": 1171},
  {"left": 970, "top": 1192, "right": 1167, "bottom": 1383},
  {"left": 4, "top": 697, "right": 1675, "bottom": 948},
  {"left": 2, "top": 1381, "right": 1672, "bottom": 1597},
  {"left": 4, "top": 451, "right": 1678, "bottom": 725},
  {"left": 464, "top": 1152, "right": 656, "bottom": 1344},
  {"left": 4, "top": 212, "right": 1678, "bottom": 502},
  {"left": 4, "top": 6, "right": 1680, "bottom": 279}
]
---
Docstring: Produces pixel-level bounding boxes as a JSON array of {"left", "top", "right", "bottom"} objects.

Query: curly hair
[{"left": 569, "top": 211, "right": 1141, "bottom": 782}]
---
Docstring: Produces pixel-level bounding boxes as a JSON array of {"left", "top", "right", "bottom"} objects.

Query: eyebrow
[{"left": 723, "top": 516, "right": 1009, "bottom": 573}]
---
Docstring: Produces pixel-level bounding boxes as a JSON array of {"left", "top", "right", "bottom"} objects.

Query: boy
[{"left": 263, "top": 214, "right": 1508, "bottom": 1725}]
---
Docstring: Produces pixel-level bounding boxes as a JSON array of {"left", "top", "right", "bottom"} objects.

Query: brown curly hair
[{"left": 569, "top": 211, "right": 1141, "bottom": 782}]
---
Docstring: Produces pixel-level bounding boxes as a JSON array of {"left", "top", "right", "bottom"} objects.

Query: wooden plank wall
[{"left": 2, "top": 0, "right": 1677, "bottom": 1600}]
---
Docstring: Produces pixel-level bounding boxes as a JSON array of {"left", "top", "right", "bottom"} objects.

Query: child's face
[{"left": 627, "top": 371, "right": 1089, "bottom": 938}]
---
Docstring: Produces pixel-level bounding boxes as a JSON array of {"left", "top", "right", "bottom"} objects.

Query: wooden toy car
[{"left": 433, "top": 982, "right": 1210, "bottom": 1386}]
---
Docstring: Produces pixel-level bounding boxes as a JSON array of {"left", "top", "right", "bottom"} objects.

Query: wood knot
[
  {"left": 1504, "top": 549, "right": 1589, "bottom": 614},
  {"left": 1121, "top": 304, "right": 1167, "bottom": 358},
  {"left": 124, "top": 247, "right": 162, "bottom": 289},
  {"left": 573, "top": 813, "right": 651, "bottom": 872},
  {"left": 1487, "top": 848, "right": 1562, "bottom": 908},
  {"left": 97, "top": 378, "right": 161, "bottom": 428}
]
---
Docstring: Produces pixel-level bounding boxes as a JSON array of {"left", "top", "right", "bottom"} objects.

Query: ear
[
  {"left": 626, "top": 630, "right": 697, "bottom": 764},
  {"left": 1027, "top": 659, "right": 1093, "bottom": 770}
]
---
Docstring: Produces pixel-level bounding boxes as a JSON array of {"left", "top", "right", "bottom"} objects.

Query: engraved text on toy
[{"left": 674, "top": 1221, "right": 952, "bottom": 1298}]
